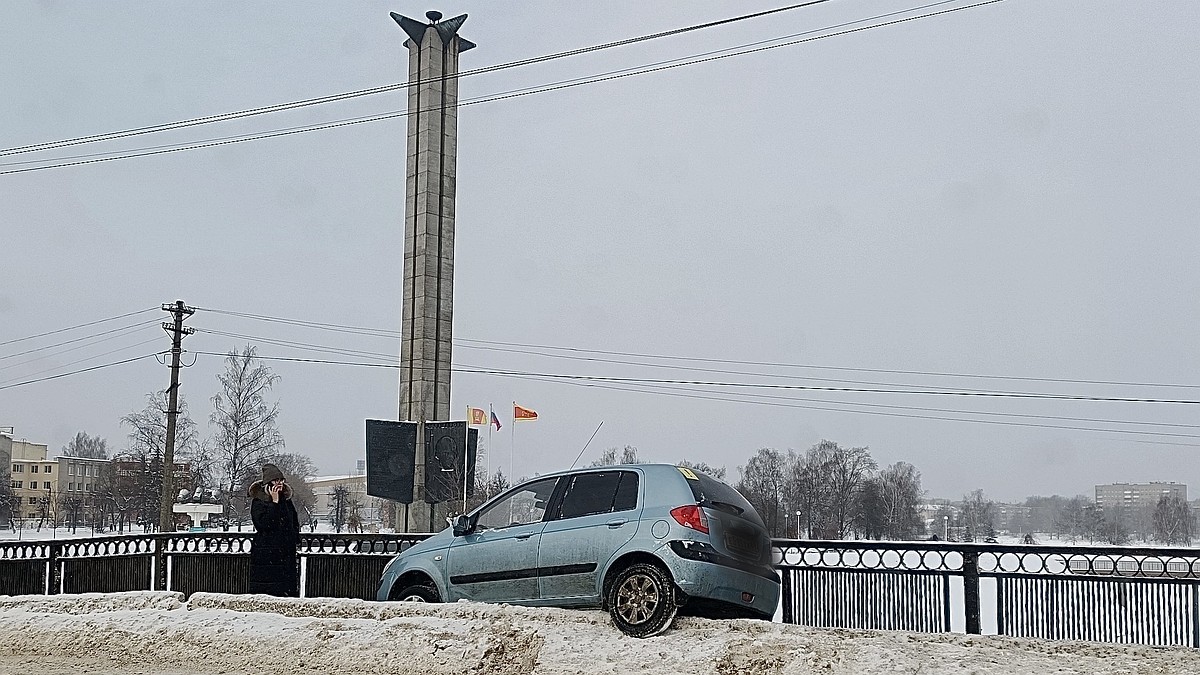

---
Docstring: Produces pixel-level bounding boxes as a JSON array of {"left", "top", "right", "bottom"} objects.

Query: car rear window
[
  {"left": 678, "top": 468, "right": 764, "bottom": 527},
  {"left": 556, "top": 470, "right": 639, "bottom": 519}
]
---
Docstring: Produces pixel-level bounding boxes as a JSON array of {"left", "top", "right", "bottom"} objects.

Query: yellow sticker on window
[{"left": 677, "top": 466, "right": 699, "bottom": 481}]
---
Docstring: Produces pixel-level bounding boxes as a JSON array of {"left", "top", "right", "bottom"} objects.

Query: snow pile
[{"left": 0, "top": 592, "right": 1198, "bottom": 674}]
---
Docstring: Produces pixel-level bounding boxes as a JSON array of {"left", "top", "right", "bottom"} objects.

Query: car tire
[
  {"left": 606, "top": 562, "right": 678, "bottom": 638},
  {"left": 392, "top": 582, "right": 440, "bottom": 603}
]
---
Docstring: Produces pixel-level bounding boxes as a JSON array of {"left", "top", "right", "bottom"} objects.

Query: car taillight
[{"left": 670, "top": 505, "right": 709, "bottom": 534}]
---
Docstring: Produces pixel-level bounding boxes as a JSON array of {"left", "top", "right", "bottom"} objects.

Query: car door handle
[
  {"left": 606, "top": 518, "right": 627, "bottom": 528},
  {"left": 515, "top": 533, "right": 534, "bottom": 540}
]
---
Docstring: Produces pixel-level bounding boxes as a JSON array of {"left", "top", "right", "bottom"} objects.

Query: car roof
[{"left": 517, "top": 463, "right": 686, "bottom": 482}]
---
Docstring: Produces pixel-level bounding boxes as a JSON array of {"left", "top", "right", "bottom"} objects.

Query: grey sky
[{"left": 2, "top": 1, "right": 1198, "bottom": 502}]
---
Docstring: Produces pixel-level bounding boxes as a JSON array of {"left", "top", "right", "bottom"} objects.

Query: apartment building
[
  {"left": 1095, "top": 482, "right": 1187, "bottom": 513},
  {"left": 8, "top": 438, "right": 55, "bottom": 522}
]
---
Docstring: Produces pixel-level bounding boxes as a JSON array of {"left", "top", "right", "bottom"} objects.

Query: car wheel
[
  {"left": 392, "top": 583, "right": 440, "bottom": 603},
  {"left": 606, "top": 562, "right": 678, "bottom": 638}
]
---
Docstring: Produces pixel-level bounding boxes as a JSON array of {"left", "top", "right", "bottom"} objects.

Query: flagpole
[
  {"left": 487, "top": 403, "right": 494, "bottom": 483},
  {"left": 510, "top": 400, "right": 515, "bottom": 483}
]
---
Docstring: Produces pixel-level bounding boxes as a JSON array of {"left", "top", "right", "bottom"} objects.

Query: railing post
[
  {"left": 780, "top": 566, "right": 793, "bottom": 624},
  {"left": 1192, "top": 582, "right": 1199, "bottom": 649},
  {"left": 153, "top": 534, "right": 167, "bottom": 591},
  {"left": 47, "top": 542, "right": 61, "bottom": 595},
  {"left": 963, "top": 549, "right": 981, "bottom": 634}
]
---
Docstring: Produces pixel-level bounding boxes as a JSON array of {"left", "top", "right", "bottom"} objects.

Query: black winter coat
[{"left": 248, "top": 481, "right": 301, "bottom": 596}]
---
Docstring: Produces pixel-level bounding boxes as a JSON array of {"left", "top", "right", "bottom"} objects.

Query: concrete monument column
[{"left": 392, "top": 11, "right": 474, "bottom": 531}]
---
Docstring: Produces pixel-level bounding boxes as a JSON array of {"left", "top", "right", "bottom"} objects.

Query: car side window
[
  {"left": 612, "top": 471, "right": 639, "bottom": 512},
  {"left": 556, "top": 471, "right": 638, "bottom": 520},
  {"left": 475, "top": 477, "right": 559, "bottom": 531}
]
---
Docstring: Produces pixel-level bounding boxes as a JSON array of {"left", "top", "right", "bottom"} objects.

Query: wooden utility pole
[{"left": 159, "top": 300, "right": 194, "bottom": 533}]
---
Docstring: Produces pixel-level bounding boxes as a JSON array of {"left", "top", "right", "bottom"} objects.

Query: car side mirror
[{"left": 452, "top": 514, "right": 474, "bottom": 537}]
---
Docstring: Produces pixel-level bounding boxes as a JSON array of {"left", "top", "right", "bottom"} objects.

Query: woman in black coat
[{"left": 248, "top": 463, "right": 301, "bottom": 596}]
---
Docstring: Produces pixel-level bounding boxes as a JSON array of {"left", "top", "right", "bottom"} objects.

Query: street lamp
[
  {"left": 943, "top": 515, "right": 949, "bottom": 541},
  {"left": 795, "top": 510, "right": 802, "bottom": 539}
]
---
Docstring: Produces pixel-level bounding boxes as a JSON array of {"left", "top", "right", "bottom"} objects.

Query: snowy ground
[{"left": 1, "top": 592, "right": 1197, "bottom": 674}]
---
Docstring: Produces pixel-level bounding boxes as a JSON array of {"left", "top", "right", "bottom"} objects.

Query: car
[{"left": 376, "top": 464, "right": 779, "bottom": 637}]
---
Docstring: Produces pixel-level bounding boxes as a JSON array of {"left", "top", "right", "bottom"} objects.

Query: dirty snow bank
[{"left": 0, "top": 592, "right": 1198, "bottom": 674}]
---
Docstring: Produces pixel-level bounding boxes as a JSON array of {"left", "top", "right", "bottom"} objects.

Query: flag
[
  {"left": 514, "top": 404, "right": 538, "bottom": 421},
  {"left": 467, "top": 407, "right": 487, "bottom": 426},
  {"left": 490, "top": 410, "right": 502, "bottom": 431}
]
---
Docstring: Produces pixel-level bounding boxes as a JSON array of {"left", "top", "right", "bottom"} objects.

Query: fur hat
[{"left": 261, "top": 463, "right": 285, "bottom": 483}]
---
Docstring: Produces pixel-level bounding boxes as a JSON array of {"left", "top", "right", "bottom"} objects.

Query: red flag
[
  {"left": 513, "top": 404, "right": 538, "bottom": 421},
  {"left": 467, "top": 407, "right": 487, "bottom": 426}
]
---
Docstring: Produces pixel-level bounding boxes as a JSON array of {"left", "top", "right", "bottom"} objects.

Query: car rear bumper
[{"left": 660, "top": 540, "right": 780, "bottom": 618}]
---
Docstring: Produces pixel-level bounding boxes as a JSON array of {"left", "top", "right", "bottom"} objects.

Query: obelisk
[{"left": 393, "top": 10, "right": 474, "bottom": 532}]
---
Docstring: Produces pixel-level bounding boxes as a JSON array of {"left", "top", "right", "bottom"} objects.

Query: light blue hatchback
[{"left": 376, "top": 464, "right": 779, "bottom": 637}]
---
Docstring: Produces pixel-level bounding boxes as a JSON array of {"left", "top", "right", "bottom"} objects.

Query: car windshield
[{"left": 682, "top": 470, "right": 764, "bottom": 528}]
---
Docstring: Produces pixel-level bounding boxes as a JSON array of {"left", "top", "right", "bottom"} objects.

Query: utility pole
[{"left": 159, "top": 300, "right": 194, "bottom": 533}]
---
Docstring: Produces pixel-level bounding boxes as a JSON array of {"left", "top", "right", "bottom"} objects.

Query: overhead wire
[
  {"left": 0, "top": 307, "right": 157, "bottom": 347},
  {"left": 0, "top": 0, "right": 838, "bottom": 157},
  {"left": 1, "top": 0, "right": 1004, "bottom": 176},
  {"left": 195, "top": 306, "right": 1200, "bottom": 392},
  {"left": 0, "top": 353, "right": 162, "bottom": 392},
  {"left": 0, "top": 318, "right": 164, "bottom": 361},
  {"left": 178, "top": 349, "right": 1200, "bottom": 442},
  {"left": 0, "top": 336, "right": 166, "bottom": 383}
]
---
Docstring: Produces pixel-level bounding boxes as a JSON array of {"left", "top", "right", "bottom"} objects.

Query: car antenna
[{"left": 568, "top": 421, "right": 605, "bottom": 470}]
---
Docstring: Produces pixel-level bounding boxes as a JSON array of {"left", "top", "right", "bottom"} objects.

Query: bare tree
[
  {"left": 792, "top": 442, "right": 838, "bottom": 539},
  {"left": 737, "top": 448, "right": 792, "bottom": 537},
  {"left": 210, "top": 345, "right": 284, "bottom": 521},
  {"left": 868, "top": 462, "right": 925, "bottom": 540},
  {"left": 1152, "top": 494, "right": 1194, "bottom": 545},
  {"left": 826, "top": 444, "right": 877, "bottom": 538},
  {"left": 61, "top": 431, "right": 109, "bottom": 459},
  {"left": 960, "top": 489, "right": 997, "bottom": 541},
  {"left": 590, "top": 445, "right": 642, "bottom": 467},
  {"left": 331, "top": 485, "right": 349, "bottom": 533},
  {"left": 676, "top": 460, "right": 727, "bottom": 480},
  {"left": 121, "top": 391, "right": 199, "bottom": 530}
]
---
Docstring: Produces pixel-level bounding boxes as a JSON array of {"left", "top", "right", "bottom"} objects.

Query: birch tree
[{"left": 210, "top": 345, "right": 284, "bottom": 523}]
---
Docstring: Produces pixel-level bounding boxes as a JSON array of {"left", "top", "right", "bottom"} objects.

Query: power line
[
  {"left": 0, "top": 318, "right": 163, "bottom": 361},
  {"left": 1, "top": 0, "right": 1002, "bottom": 176},
  {"left": 0, "top": 307, "right": 157, "bottom": 347},
  {"left": 0, "top": 353, "right": 160, "bottom": 392},
  {"left": 492, "top": 371, "right": 1200, "bottom": 440},
  {"left": 0, "top": 325, "right": 162, "bottom": 373},
  {"left": 185, "top": 325, "right": 1200, "bottom": 430},
  {"left": 0, "top": 0, "right": 837, "bottom": 158},
  {"left": 180, "top": 350, "right": 1200, "bottom": 441},
  {"left": 0, "top": 336, "right": 163, "bottom": 384},
  {"left": 196, "top": 305, "right": 1200, "bottom": 392},
  {"left": 450, "top": 367, "right": 1200, "bottom": 405}
]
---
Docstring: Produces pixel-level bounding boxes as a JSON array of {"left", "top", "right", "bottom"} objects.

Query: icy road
[{"left": 1, "top": 592, "right": 1197, "bottom": 674}]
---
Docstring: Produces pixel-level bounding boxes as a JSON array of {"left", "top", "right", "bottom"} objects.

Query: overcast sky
[{"left": 2, "top": 1, "right": 1198, "bottom": 502}]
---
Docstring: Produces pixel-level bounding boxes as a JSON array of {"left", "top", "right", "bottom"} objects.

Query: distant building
[
  {"left": 309, "top": 474, "right": 375, "bottom": 529},
  {"left": 0, "top": 432, "right": 11, "bottom": 526},
  {"left": 8, "top": 439, "right": 54, "bottom": 523},
  {"left": 1095, "top": 482, "right": 1187, "bottom": 513},
  {"left": 995, "top": 503, "right": 1035, "bottom": 535}
]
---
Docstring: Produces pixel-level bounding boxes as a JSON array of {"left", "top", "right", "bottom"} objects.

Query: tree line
[{"left": 1, "top": 346, "right": 311, "bottom": 533}]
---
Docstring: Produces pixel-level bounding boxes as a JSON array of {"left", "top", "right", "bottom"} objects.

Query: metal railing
[
  {"left": 0, "top": 532, "right": 431, "bottom": 600},
  {"left": 3, "top": 534, "right": 1198, "bottom": 648},
  {"left": 773, "top": 539, "right": 1200, "bottom": 647}
]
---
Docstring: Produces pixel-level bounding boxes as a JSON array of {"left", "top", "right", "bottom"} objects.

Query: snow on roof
[
  {"left": 0, "top": 591, "right": 1197, "bottom": 674},
  {"left": 306, "top": 474, "right": 365, "bottom": 483}
]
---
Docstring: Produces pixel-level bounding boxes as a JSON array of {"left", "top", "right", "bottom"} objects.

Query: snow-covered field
[{"left": 1, "top": 592, "right": 1197, "bottom": 674}]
